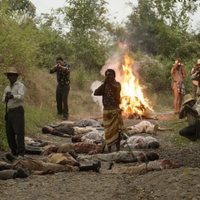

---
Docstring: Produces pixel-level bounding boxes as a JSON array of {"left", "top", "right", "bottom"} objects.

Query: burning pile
[{"left": 120, "top": 54, "right": 153, "bottom": 118}]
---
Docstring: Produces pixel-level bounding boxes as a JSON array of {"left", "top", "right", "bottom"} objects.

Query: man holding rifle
[{"left": 50, "top": 57, "right": 70, "bottom": 120}]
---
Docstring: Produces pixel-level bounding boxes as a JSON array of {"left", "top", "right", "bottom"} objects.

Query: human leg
[
  {"left": 12, "top": 107, "right": 25, "bottom": 156},
  {"left": 62, "top": 85, "right": 70, "bottom": 119},
  {"left": 172, "top": 83, "right": 179, "bottom": 113},
  {"left": 56, "top": 85, "right": 63, "bottom": 115},
  {"left": 115, "top": 139, "right": 121, "bottom": 152},
  {"left": 179, "top": 125, "right": 197, "bottom": 141},
  {"left": 193, "top": 84, "right": 197, "bottom": 98},
  {"left": 6, "top": 111, "right": 17, "bottom": 156}
]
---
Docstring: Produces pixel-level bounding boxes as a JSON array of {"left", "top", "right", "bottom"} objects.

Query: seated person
[{"left": 179, "top": 94, "right": 200, "bottom": 141}]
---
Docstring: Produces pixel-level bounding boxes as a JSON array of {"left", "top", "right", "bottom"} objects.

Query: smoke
[
  {"left": 100, "top": 42, "right": 127, "bottom": 82},
  {"left": 90, "top": 80, "right": 103, "bottom": 111},
  {"left": 90, "top": 42, "right": 128, "bottom": 109}
]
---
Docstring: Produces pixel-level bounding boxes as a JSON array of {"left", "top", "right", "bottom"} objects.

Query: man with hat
[
  {"left": 2, "top": 67, "right": 26, "bottom": 157},
  {"left": 179, "top": 94, "right": 200, "bottom": 141},
  {"left": 191, "top": 59, "right": 200, "bottom": 98}
]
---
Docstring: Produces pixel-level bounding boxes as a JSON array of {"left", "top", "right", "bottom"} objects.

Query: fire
[{"left": 120, "top": 54, "right": 152, "bottom": 118}]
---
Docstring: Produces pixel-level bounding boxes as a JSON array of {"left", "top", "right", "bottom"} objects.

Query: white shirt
[{"left": 2, "top": 81, "right": 25, "bottom": 109}]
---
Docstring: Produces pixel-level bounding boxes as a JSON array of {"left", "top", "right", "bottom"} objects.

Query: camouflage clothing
[
  {"left": 94, "top": 81, "right": 121, "bottom": 110},
  {"left": 50, "top": 63, "right": 70, "bottom": 118},
  {"left": 50, "top": 63, "right": 70, "bottom": 86}
]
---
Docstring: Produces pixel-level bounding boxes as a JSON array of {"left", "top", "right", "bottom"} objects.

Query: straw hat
[
  {"left": 182, "top": 94, "right": 195, "bottom": 105},
  {"left": 196, "top": 59, "right": 200, "bottom": 65},
  {"left": 4, "top": 67, "right": 20, "bottom": 75}
]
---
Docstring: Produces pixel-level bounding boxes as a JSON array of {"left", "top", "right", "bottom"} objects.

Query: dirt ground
[{"left": 0, "top": 113, "right": 200, "bottom": 200}]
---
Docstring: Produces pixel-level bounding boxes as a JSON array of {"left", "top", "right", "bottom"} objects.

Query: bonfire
[{"left": 120, "top": 54, "right": 153, "bottom": 118}]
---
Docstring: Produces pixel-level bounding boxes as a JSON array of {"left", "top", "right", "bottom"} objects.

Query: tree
[
  {"left": 126, "top": 0, "right": 199, "bottom": 58},
  {"left": 0, "top": 0, "right": 36, "bottom": 17},
  {"left": 60, "top": 0, "right": 111, "bottom": 70}
]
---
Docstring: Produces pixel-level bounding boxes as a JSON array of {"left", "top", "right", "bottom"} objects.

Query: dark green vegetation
[{"left": 1, "top": 0, "right": 200, "bottom": 148}]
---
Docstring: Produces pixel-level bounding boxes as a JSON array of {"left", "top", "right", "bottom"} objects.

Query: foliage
[
  {"left": 60, "top": 0, "right": 110, "bottom": 70},
  {"left": 0, "top": 0, "right": 36, "bottom": 17},
  {"left": 126, "top": 0, "right": 199, "bottom": 58}
]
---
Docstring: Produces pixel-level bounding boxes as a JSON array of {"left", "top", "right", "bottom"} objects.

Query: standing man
[
  {"left": 2, "top": 67, "right": 26, "bottom": 157},
  {"left": 191, "top": 59, "right": 200, "bottom": 98},
  {"left": 50, "top": 57, "right": 70, "bottom": 120},
  {"left": 171, "top": 58, "right": 186, "bottom": 114},
  {"left": 94, "top": 69, "right": 123, "bottom": 153}
]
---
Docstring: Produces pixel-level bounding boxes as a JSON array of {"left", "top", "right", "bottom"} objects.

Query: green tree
[
  {"left": 0, "top": 0, "right": 36, "bottom": 17},
  {"left": 126, "top": 0, "right": 199, "bottom": 58},
  {"left": 60, "top": 0, "right": 110, "bottom": 70}
]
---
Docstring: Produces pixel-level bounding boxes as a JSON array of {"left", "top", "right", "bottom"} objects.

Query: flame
[{"left": 120, "top": 54, "right": 152, "bottom": 117}]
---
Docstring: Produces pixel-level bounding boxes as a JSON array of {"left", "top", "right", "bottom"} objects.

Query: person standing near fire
[
  {"left": 171, "top": 58, "right": 186, "bottom": 114},
  {"left": 94, "top": 69, "right": 123, "bottom": 153},
  {"left": 2, "top": 67, "right": 26, "bottom": 157},
  {"left": 191, "top": 59, "right": 200, "bottom": 98},
  {"left": 50, "top": 56, "right": 70, "bottom": 120}
]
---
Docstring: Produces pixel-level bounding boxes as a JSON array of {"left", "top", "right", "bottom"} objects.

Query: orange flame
[{"left": 120, "top": 54, "right": 152, "bottom": 117}]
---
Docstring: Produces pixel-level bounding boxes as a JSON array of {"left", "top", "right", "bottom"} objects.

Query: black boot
[
  {"left": 5, "top": 153, "right": 17, "bottom": 162},
  {"left": 13, "top": 168, "right": 30, "bottom": 179},
  {"left": 107, "top": 162, "right": 114, "bottom": 170},
  {"left": 79, "top": 161, "right": 101, "bottom": 173},
  {"left": 68, "top": 150, "right": 78, "bottom": 159},
  {"left": 92, "top": 161, "right": 101, "bottom": 172}
]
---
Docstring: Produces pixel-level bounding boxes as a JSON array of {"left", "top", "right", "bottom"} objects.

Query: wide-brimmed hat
[
  {"left": 4, "top": 67, "right": 20, "bottom": 75},
  {"left": 182, "top": 94, "right": 195, "bottom": 105},
  {"left": 196, "top": 59, "right": 200, "bottom": 65}
]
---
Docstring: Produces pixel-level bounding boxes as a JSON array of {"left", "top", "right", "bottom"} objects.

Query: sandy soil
[{"left": 0, "top": 113, "right": 200, "bottom": 200}]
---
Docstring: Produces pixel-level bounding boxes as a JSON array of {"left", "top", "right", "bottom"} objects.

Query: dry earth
[{"left": 0, "top": 113, "right": 200, "bottom": 200}]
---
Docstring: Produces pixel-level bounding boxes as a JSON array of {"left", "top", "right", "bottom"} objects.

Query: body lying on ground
[
  {"left": 78, "top": 150, "right": 159, "bottom": 163},
  {"left": 72, "top": 129, "right": 104, "bottom": 144},
  {"left": 0, "top": 152, "right": 101, "bottom": 180},
  {"left": 43, "top": 142, "right": 104, "bottom": 155},
  {"left": 121, "top": 135, "right": 160, "bottom": 149},
  {"left": 126, "top": 121, "right": 158, "bottom": 135},
  {"left": 102, "top": 159, "right": 181, "bottom": 175},
  {"left": 41, "top": 119, "right": 103, "bottom": 138}
]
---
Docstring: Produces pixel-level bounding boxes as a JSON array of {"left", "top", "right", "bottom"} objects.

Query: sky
[{"left": 30, "top": 0, "right": 200, "bottom": 30}]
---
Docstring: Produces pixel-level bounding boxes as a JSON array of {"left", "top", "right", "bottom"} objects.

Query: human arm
[
  {"left": 181, "top": 65, "right": 186, "bottom": 79},
  {"left": 179, "top": 105, "right": 198, "bottom": 119},
  {"left": 171, "top": 60, "right": 180, "bottom": 76},
  {"left": 94, "top": 84, "right": 105, "bottom": 96},
  {"left": 2, "top": 87, "right": 16, "bottom": 103},
  {"left": 12, "top": 83, "right": 25, "bottom": 101},
  {"left": 49, "top": 65, "right": 57, "bottom": 74},
  {"left": 179, "top": 106, "right": 187, "bottom": 119}
]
